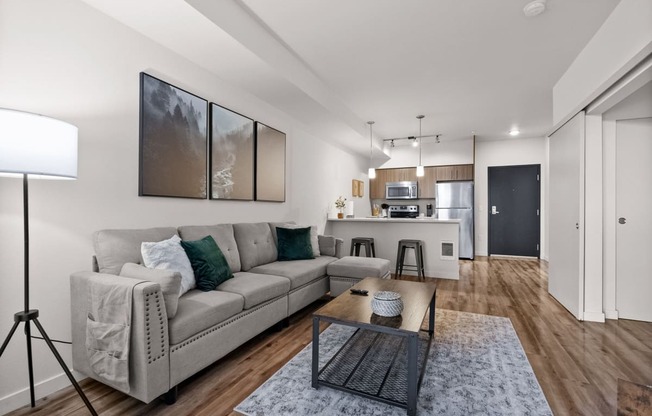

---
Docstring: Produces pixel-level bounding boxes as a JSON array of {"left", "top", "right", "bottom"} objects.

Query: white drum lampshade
[{"left": 0, "top": 108, "right": 78, "bottom": 179}]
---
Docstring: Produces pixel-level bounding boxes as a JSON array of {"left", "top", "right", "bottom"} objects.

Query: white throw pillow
[
  {"left": 141, "top": 235, "right": 195, "bottom": 296},
  {"left": 119, "top": 263, "right": 182, "bottom": 319}
]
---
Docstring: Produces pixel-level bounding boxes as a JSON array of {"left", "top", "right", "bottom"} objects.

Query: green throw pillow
[
  {"left": 180, "top": 235, "right": 233, "bottom": 291},
  {"left": 276, "top": 227, "right": 314, "bottom": 261}
]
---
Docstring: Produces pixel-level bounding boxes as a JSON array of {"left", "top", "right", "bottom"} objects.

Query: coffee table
[{"left": 312, "top": 277, "right": 437, "bottom": 416}]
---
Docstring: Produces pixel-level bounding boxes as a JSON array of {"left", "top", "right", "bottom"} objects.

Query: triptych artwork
[{"left": 139, "top": 73, "right": 286, "bottom": 202}]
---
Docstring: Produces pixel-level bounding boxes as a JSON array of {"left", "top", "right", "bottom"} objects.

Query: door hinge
[
  {"left": 536, "top": 244, "right": 540, "bottom": 251},
  {"left": 536, "top": 209, "right": 540, "bottom": 216},
  {"left": 536, "top": 174, "right": 540, "bottom": 181}
]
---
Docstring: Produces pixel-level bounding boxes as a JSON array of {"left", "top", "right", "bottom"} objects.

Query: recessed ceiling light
[
  {"left": 523, "top": 0, "right": 546, "bottom": 17},
  {"left": 509, "top": 129, "right": 520, "bottom": 136}
]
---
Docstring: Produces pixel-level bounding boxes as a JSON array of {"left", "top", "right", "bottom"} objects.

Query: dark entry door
[{"left": 488, "top": 165, "right": 540, "bottom": 257}]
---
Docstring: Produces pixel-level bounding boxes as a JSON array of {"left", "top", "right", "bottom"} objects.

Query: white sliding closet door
[
  {"left": 548, "top": 111, "right": 584, "bottom": 319},
  {"left": 616, "top": 117, "right": 652, "bottom": 322}
]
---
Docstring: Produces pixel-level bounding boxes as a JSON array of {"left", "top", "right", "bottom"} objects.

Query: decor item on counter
[
  {"left": 335, "top": 195, "right": 346, "bottom": 219},
  {"left": 381, "top": 203, "right": 389, "bottom": 218},
  {"left": 416, "top": 115, "right": 425, "bottom": 177},
  {"left": 367, "top": 121, "right": 376, "bottom": 179},
  {"left": 0, "top": 108, "right": 97, "bottom": 414},
  {"left": 139, "top": 72, "right": 208, "bottom": 199},
  {"left": 255, "top": 122, "right": 286, "bottom": 202},
  {"left": 371, "top": 204, "right": 380, "bottom": 217},
  {"left": 371, "top": 290, "right": 404, "bottom": 317},
  {"left": 209, "top": 103, "right": 254, "bottom": 201}
]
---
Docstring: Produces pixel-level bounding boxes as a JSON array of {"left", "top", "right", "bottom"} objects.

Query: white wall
[
  {"left": 379, "top": 138, "right": 473, "bottom": 169},
  {"left": 0, "top": 0, "right": 368, "bottom": 412},
  {"left": 553, "top": 0, "right": 652, "bottom": 125},
  {"left": 474, "top": 137, "right": 548, "bottom": 259}
]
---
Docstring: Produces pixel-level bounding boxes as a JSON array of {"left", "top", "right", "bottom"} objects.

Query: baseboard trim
[
  {"left": 605, "top": 309, "right": 619, "bottom": 320},
  {"left": 0, "top": 370, "right": 84, "bottom": 415},
  {"left": 583, "top": 311, "right": 606, "bottom": 323}
]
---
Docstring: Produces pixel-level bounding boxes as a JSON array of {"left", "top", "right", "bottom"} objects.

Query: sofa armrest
[
  {"left": 70, "top": 271, "right": 170, "bottom": 403},
  {"left": 318, "top": 235, "right": 344, "bottom": 258}
]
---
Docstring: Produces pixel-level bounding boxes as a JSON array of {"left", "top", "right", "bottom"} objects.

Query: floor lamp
[{"left": 0, "top": 108, "right": 97, "bottom": 415}]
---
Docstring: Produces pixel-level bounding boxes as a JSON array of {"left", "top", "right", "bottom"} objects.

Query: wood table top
[{"left": 314, "top": 277, "right": 437, "bottom": 334}]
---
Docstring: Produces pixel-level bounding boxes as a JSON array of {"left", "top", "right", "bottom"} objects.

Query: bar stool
[
  {"left": 350, "top": 237, "right": 376, "bottom": 257},
  {"left": 395, "top": 239, "right": 425, "bottom": 280}
]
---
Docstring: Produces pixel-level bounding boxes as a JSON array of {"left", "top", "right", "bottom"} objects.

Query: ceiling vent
[{"left": 523, "top": 0, "right": 546, "bottom": 17}]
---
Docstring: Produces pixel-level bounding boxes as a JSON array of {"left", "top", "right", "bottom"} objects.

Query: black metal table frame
[{"left": 312, "top": 291, "right": 436, "bottom": 416}]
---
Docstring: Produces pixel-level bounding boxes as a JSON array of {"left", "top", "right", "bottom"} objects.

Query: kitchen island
[{"left": 327, "top": 217, "right": 460, "bottom": 280}]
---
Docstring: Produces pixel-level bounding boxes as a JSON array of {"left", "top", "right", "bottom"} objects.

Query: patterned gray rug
[{"left": 235, "top": 309, "right": 552, "bottom": 415}]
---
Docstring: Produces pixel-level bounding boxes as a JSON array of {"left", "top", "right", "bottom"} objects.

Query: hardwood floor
[{"left": 7, "top": 257, "right": 652, "bottom": 416}]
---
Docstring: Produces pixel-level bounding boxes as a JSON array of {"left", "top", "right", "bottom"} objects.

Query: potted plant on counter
[{"left": 335, "top": 196, "right": 347, "bottom": 219}]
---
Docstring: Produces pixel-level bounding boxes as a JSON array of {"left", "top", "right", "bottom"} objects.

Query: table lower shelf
[{"left": 317, "top": 328, "right": 431, "bottom": 407}]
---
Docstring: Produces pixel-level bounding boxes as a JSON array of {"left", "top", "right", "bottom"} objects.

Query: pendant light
[
  {"left": 416, "top": 115, "right": 425, "bottom": 177},
  {"left": 367, "top": 121, "right": 376, "bottom": 179}
]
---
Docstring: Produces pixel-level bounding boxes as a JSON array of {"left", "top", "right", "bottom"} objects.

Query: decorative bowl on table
[{"left": 371, "top": 291, "right": 403, "bottom": 317}]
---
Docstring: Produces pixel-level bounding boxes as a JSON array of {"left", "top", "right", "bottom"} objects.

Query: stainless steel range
[{"left": 388, "top": 205, "right": 419, "bottom": 218}]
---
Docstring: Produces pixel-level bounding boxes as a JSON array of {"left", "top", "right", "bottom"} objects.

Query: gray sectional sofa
[{"left": 70, "top": 222, "right": 343, "bottom": 404}]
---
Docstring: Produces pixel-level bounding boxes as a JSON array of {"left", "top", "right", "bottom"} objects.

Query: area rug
[{"left": 235, "top": 309, "right": 552, "bottom": 415}]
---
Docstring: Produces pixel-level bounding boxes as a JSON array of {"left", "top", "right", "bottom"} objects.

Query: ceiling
[{"left": 82, "top": 0, "right": 620, "bottom": 157}]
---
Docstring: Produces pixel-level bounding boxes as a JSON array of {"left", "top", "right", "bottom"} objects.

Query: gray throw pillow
[
  {"left": 119, "top": 263, "right": 182, "bottom": 319},
  {"left": 318, "top": 235, "right": 337, "bottom": 257},
  {"left": 141, "top": 235, "right": 196, "bottom": 296}
]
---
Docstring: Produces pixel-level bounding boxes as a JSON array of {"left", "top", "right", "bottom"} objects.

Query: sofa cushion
[
  {"left": 327, "top": 256, "right": 391, "bottom": 279},
  {"left": 94, "top": 227, "right": 177, "bottom": 275},
  {"left": 119, "top": 263, "right": 182, "bottom": 319},
  {"left": 168, "top": 290, "right": 244, "bottom": 345},
  {"left": 249, "top": 256, "right": 337, "bottom": 289},
  {"left": 270, "top": 222, "right": 320, "bottom": 257},
  {"left": 217, "top": 272, "right": 290, "bottom": 309},
  {"left": 276, "top": 227, "right": 314, "bottom": 261},
  {"left": 142, "top": 235, "right": 196, "bottom": 296},
  {"left": 233, "top": 223, "right": 277, "bottom": 271},
  {"left": 177, "top": 224, "right": 241, "bottom": 273},
  {"left": 181, "top": 236, "right": 233, "bottom": 291}
]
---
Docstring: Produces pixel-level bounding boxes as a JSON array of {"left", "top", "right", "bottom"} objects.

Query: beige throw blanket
[{"left": 85, "top": 275, "right": 143, "bottom": 393}]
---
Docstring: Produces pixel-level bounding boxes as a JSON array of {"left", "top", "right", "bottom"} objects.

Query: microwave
[{"left": 386, "top": 181, "right": 418, "bottom": 200}]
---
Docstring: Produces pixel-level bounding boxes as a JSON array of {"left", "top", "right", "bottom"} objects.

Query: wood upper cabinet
[
  {"left": 385, "top": 167, "right": 417, "bottom": 183},
  {"left": 370, "top": 164, "right": 473, "bottom": 200},
  {"left": 369, "top": 169, "right": 387, "bottom": 199},
  {"left": 418, "top": 167, "right": 437, "bottom": 198},
  {"left": 435, "top": 165, "right": 474, "bottom": 182}
]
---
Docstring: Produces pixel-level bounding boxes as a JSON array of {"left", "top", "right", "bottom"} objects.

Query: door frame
[{"left": 487, "top": 164, "right": 541, "bottom": 258}]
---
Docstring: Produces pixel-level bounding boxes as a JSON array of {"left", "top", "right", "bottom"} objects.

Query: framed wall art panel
[
  {"left": 139, "top": 72, "right": 208, "bottom": 199},
  {"left": 210, "top": 103, "right": 255, "bottom": 200},
  {"left": 255, "top": 122, "right": 286, "bottom": 202}
]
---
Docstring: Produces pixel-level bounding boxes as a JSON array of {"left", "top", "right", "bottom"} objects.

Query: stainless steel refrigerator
[{"left": 435, "top": 181, "right": 474, "bottom": 259}]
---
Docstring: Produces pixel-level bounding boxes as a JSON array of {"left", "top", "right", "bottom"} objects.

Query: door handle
[
  {"left": 491, "top": 206, "right": 499, "bottom": 215},
  {"left": 618, "top": 217, "right": 626, "bottom": 224}
]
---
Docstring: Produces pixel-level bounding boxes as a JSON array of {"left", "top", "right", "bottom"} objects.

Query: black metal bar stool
[
  {"left": 395, "top": 239, "right": 425, "bottom": 280},
  {"left": 350, "top": 237, "right": 376, "bottom": 257}
]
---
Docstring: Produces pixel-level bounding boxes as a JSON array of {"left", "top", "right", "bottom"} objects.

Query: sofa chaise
[{"left": 70, "top": 222, "right": 343, "bottom": 403}]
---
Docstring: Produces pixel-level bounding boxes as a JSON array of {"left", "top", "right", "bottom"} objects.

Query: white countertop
[{"left": 328, "top": 217, "right": 460, "bottom": 224}]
